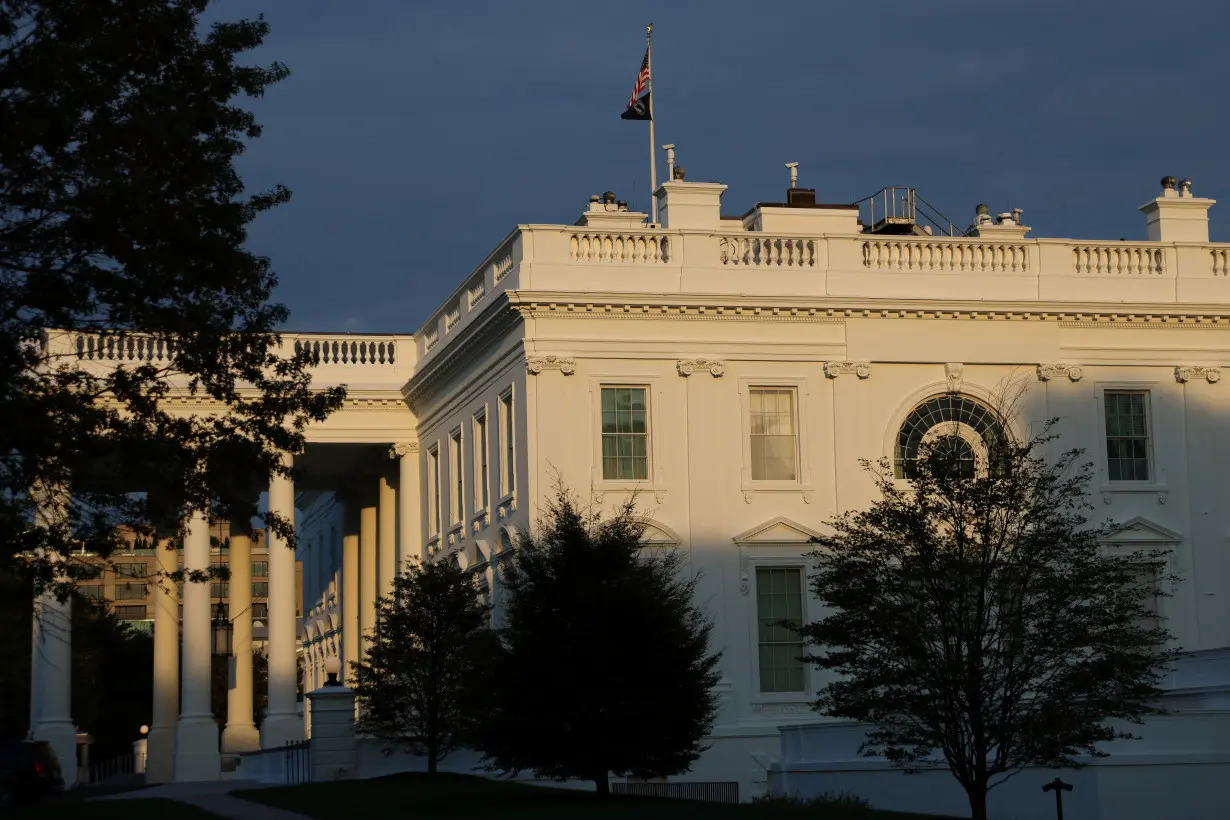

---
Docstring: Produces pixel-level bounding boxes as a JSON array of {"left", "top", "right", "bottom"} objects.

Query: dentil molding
[
  {"left": 677, "top": 359, "right": 725, "bottom": 377},
  {"left": 526, "top": 355, "right": 576, "bottom": 375},
  {"left": 1175, "top": 366, "right": 1221, "bottom": 384},
  {"left": 1037, "top": 363, "right": 1083, "bottom": 382},
  {"left": 823, "top": 361, "right": 871, "bottom": 379}
]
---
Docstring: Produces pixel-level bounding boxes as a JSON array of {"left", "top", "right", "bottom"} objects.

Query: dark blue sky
[{"left": 208, "top": 0, "right": 1230, "bottom": 333}]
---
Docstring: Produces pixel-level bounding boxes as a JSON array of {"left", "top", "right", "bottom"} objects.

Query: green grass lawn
[
  {"left": 12, "top": 796, "right": 222, "bottom": 820},
  {"left": 236, "top": 772, "right": 954, "bottom": 820}
]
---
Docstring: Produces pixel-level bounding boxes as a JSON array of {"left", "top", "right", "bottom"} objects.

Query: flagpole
[{"left": 646, "top": 23, "right": 657, "bottom": 225}]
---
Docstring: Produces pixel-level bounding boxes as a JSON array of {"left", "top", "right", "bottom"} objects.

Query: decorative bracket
[
  {"left": 1175, "top": 366, "right": 1221, "bottom": 384},
  {"left": 677, "top": 359, "right": 725, "bottom": 377},
  {"left": 526, "top": 355, "right": 576, "bottom": 375},
  {"left": 1037, "top": 364, "right": 1083, "bottom": 382},
  {"left": 945, "top": 362, "right": 964, "bottom": 392},
  {"left": 823, "top": 361, "right": 871, "bottom": 379}
]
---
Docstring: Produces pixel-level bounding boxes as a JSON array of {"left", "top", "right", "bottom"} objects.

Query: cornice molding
[
  {"left": 503, "top": 290, "right": 1230, "bottom": 327},
  {"left": 677, "top": 359, "right": 725, "bottom": 377},
  {"left": 1037, "top": 363, "right": 1084, "bottom": 382},
  {"left": 526, "top": 355, "right": 576, "bottom": 375},
  {"left": 1175, "top": 366, "right": 1221, "bottom": 384},
  {"left": 823, "top": 361, "right": 871, "bottom": 379},
  {"left": 405, "top": 297, "right": 522, "bottom": 407}
]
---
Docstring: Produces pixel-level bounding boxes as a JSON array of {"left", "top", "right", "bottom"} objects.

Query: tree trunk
[
  {"left": 594, "top": 771, "right": 609, "bottom": 797},
  {"left": 966, "top": 785, "right": 988, "bottom": 820},
  {"left": 427, "top": 745, "right": 438, "bottom": 776}
]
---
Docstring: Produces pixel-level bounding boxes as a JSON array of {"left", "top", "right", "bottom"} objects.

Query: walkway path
[{"left": 92, "top": 780, "right": 315, "bottom": 820}]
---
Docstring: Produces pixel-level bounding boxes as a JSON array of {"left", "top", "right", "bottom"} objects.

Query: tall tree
[
  {"left": 352, "top": 559, "right": 496, "bottom": 775},
  {"left": 479, "top": 489, "right": 721, "bottom": 796},
  {"left": 0, "top": 0, "right": 343, "bottom": 591},
  {"left": 800, "top": 402, "right": 1180, "bottom": 820}
]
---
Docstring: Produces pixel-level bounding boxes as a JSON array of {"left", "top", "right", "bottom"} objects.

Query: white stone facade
[{"left": 32, "top": 174, "right": 1230, "bottom": 810}]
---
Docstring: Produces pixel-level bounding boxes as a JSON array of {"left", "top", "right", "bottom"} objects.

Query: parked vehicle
[{"left": 0, "top": 739, "right": 65, "bottom": 808}]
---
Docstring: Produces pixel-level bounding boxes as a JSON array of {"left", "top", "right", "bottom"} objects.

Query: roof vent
[{"left": 786, "top": 187, "right": 817, "bottom": 207}]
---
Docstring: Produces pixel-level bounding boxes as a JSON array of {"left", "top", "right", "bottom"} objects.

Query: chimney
[
  {"left": 577, "top": 191, "right": 649, "bottom": 228},
  {"left": 655, "top": 180, "right": 728, "bottom": 230},
  {"left": 1139, "top": 175, "right": 1215, "bottom": 242},
  {"left": 786, "top": 188, "right": 817, "bottom": 207}
]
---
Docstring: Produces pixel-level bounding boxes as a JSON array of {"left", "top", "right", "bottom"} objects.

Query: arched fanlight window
[{"left": 894, "top": 394, "right": 1004, "bottom": 479}]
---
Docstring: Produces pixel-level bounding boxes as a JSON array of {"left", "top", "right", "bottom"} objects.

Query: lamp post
[
  {"left": 323, "top": 655, "right": 342, "bottom": 687},
  {"left": 1042, "top": 777, "right": 1073, "bottom": 820},
  {"left": 211, "top": 601, "right": 232, "bottom": 658}
]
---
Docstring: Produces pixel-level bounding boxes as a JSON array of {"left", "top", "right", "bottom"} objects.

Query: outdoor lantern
[
  {"left": 211, "top": 602, "right": 232, "bottom": 657},
  {"left": 324, "top": 655, "right": 341, "bottom": 686}
]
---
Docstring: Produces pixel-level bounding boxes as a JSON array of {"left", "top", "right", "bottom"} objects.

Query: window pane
[
  {"left": 1105, "top": 391, "right": 1150, "bottom": 482},
  {"left": 750, "top": 389, "right": 798, "bottom": 481},
  {"left": 756, "top": 567, "right": 805, "bottom": 693},
  {"left": 601, "top": 388, "right": 649, "bottom": 480}
]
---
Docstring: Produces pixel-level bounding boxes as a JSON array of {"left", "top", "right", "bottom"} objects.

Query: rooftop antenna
[{"left": 785, "top": 162, "right": 799, "bottom": 189}]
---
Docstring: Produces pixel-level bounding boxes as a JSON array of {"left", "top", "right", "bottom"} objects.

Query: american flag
[{"left": 626, "top": 47, "right": 651, "bottom": 109}]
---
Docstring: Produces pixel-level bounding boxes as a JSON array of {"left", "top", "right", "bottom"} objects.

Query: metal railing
[
  {"left": 612, "top": 781, "right": 740, "bottom": 803},
  {"left": 854, "top": 186, "right": 968, "bottom": 237},
  {"left": 284, "top": 739, "right": 311, "bottom": 785},
  {"left": 86, "top": 753, "right": 137, "bottom": 784}
]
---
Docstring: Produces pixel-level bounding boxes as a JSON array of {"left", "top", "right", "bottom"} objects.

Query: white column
[
  {"left": 29, "top": 483, "right": 77, "bottom": 788},
  {"left": 145, "top": 539, "right": 179, "bottom": 783},
  {"left": 222, "top": 522, "right": 259, "bottom": 752},
  {"left": 173, "top": 510, "right": 221, "bottom": 781},
  {"left": 341, "top": 510, "right": 359, "bottom": 687},
  {"left": 359, "top": 504, "right": 377, "bottom": 659},
  {"left": 262, "top": 452, "right": 303, "bottom": 748},
  {"left": 393, "top": 443, "right": 421, "bottom": 568},
  {"left": 378, "top": 475, "right": 396, "bottom": 600}
]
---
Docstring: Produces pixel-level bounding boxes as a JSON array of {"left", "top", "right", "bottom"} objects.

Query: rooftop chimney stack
[
  {"left": 577, "top": 191, "right": 649, "bottom": 228},
  {"left": 1140, "top": 176, "right": 1215, "bottom": 242}
]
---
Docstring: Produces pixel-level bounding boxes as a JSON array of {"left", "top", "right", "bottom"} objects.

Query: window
[
  {"left": 1131, "top": 564, "right": 1162, "bottom": 632},
  {"left": 252, "top": 582, "right": 269, "bottom": 597},
  {"left": 474, "top": 412, "right": 489, "bottom": 510},
  {"left": 251, "top": 562, "right": 268, "bottom": 578},
  {"left": 749, "top": 388, "right": 798, "bottom": 481},
  {"left": 114, "top": 583, "right": 145, "bottom": 601},
  {"left": 251, "top": 602, "right": 268, "bottom": 620},
  {"left": 1105, "top": 391, "right": 1150, "bottom": 481},
  {"left": 450, "top": 429, "right": 464, "bottom": 524},
  {"left": 116, "top": 562, "right": 147, "bottom": 579},
  {"left": 500, "top": 390, "right": 515, "bottom": 495},
  {"left": 210, "top": 581, "right": 229, "bottom": 599},
  {"left": 601, "top": 386, "right": 649, "bottom": 480},
  {"left": 756, "top": 567, "right": 805, "bottom": 693},
  {"left": 115, "top": 605, "right": 147, "bottom": 620},
  {"left": 894, "top": 394, "right": 1003, "bottom": 479},
  {"left": 428, "top": 446, "right": 441, "bottom": 535},
  {"left": 78, "top": 584, "right": 104, "bottom": 601}
]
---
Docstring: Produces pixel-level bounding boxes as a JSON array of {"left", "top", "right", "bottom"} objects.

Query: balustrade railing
[
  {"left": 719, "top": 235, "right": 818, "bottom": 268},
  {"left": 292, "top": 337, "right": 397, "bottom": 365},
  {"left": 75, "top": 332, "right": 175, "bottom": 362},
  {"left": 862, "top": 238, "right": 1028, "bottom": 273},
  {"left": 570, "top": 231, "right": 669, "bottom": 263},
  {"left": 1071, "top": 244, "right": 1165, "bottom": 276},
  {"left": 1211, "top": 247, "right": 1230, "bottom": 276}
]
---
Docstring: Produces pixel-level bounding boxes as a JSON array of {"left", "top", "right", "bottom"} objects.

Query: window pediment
[
  {"left": 1100, "top": 516, "right": 1182, "bottom": 548},
  {"left": 733, "top": 516, "right": 822, "bottom": 546},
  {"left": 639, "top": 519, "right": 681, "bottom": 547}
]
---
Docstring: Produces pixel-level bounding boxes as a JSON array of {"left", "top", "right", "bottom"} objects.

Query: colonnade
[{"left": 26, "top": 442, "right": 421, "bottom": 785}]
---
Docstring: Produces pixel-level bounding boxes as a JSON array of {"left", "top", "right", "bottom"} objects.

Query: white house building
[{"left": 28, "top": 169, "right": 1230, "bottom": 818}]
